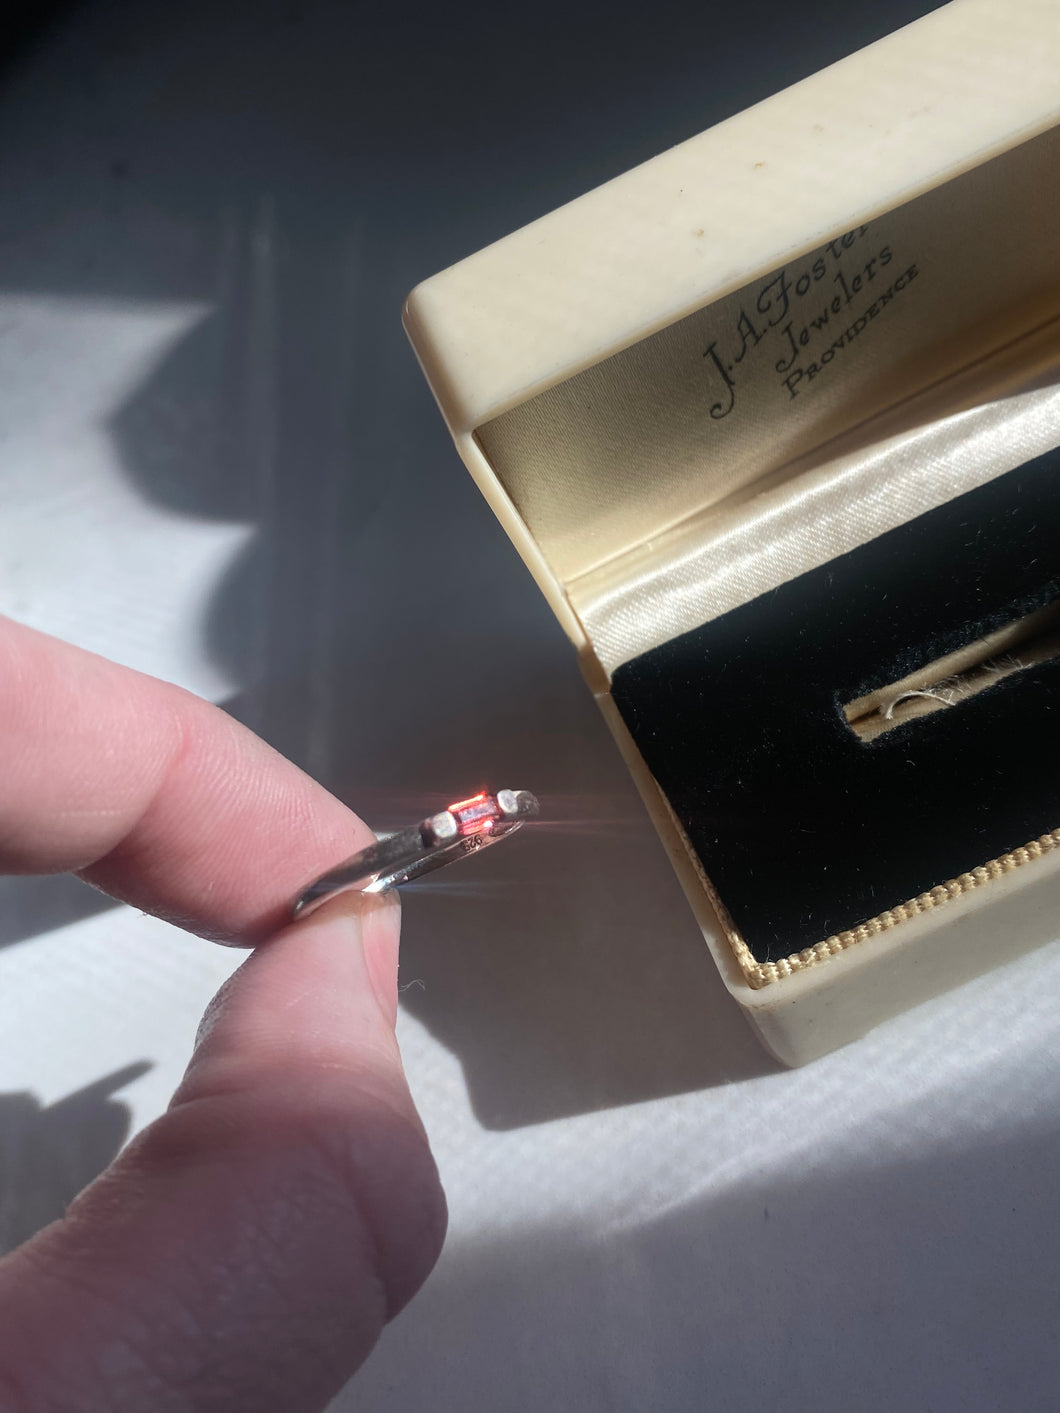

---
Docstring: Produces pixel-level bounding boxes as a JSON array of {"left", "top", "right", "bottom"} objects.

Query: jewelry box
[{"left": 404, "top": 0, "right": 1060, "bottom": 1063}]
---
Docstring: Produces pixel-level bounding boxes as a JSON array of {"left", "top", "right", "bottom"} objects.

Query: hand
[{"left": 0, "top": 616, "right": 446, "bottom": 1412}]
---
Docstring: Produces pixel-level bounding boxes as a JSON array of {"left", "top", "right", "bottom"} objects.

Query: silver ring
[{"left": 293, "top": 788, "right": 539, "bottom": 918}]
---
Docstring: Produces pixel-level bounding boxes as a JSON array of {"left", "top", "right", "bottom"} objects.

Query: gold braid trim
[{"left": 722, "top": 828, "right": 1060, "bottom": 990}]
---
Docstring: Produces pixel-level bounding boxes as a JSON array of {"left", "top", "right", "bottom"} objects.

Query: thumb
[{"left": 0, "top": 893, "right": 447, "bottom": 1413}]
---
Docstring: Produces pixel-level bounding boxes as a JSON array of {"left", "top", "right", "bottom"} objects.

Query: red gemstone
[{"left": 448, "top": 793, "right": 498, "bottom": 835}]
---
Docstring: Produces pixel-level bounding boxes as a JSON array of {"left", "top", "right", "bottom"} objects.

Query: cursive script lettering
[{"left": 700, "top": 227, "right": 917, "bottom": 417}]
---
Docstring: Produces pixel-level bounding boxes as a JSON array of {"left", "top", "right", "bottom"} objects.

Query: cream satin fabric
[
  {"left": 574, "top": 352, "right": 1060, "bottom": 673},
  {"left": 475, "top": 126, "right": 1060, "bottom": 676},
  {"left": 478, "top": 128, "right": 1060, "bottom": 597},
  {"left": 573, "top": 331, "right": 1060, "bottom": 672}
]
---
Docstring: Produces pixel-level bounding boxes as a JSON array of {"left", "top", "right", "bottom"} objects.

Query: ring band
[{"left": 293, "top": 788, "right": 539, "bottom": 918}]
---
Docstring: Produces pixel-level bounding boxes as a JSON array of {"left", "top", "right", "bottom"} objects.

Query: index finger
[{"left": 0, "top": 616, "right": 370, "bottom": 942}]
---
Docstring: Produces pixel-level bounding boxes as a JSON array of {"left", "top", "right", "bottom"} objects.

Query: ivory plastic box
[{"left": 404, "top": 0, "right": 1060, "bottom": 1065}]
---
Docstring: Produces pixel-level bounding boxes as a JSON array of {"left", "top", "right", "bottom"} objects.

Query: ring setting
[{"left": 293, "top": 788, "right": 539, "bottom": 918}]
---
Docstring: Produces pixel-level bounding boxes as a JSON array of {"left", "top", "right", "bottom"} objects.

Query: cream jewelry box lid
[{"left": 405, "top": 0, "right": 1060, "bottom": 655}]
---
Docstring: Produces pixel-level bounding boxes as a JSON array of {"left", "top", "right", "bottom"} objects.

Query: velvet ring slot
[{"left": 844, "top": 600, "right": 1060, "bottom": 742}]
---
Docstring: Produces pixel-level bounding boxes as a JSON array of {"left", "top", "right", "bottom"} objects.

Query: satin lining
[
  {"left": 477, "top": 128, "right": 1060, "bottom": 594},
  {"left": 572, "top": 324, "right": 1060, "bottom": 674}
]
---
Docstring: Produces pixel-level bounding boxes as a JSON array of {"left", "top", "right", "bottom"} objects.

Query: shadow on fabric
[{"left": 0, "top": 1063, "right": 151, "bottom": 1255}]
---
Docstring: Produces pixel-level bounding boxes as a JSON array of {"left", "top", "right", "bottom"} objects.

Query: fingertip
[
  {"left": 177, "top": 888, "right": 405, "bottom": 1115},
  {"left": 169, "top": 882, "right": 447, "bottom": 1326},
  {"left": 295, "top": 889, "right": 402, "bottom": 1028}
]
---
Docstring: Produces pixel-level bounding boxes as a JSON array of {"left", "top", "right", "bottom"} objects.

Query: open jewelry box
[{"left": 404, "top": 0, "right": 1060, "bottom": 1064}]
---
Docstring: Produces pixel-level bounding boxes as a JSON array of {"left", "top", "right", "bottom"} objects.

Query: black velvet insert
[{"left": 611, "top": 450, "right": 1060, "bottom": 962}]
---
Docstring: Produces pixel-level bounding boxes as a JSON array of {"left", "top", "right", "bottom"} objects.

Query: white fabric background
[{"left": 0, "top": 3, "right": 1057, "bottom": 1410}]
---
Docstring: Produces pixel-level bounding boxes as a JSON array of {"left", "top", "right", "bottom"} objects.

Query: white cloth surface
[{"left": 0, "top": 4, "right": 1057, "bottom": 1411}]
